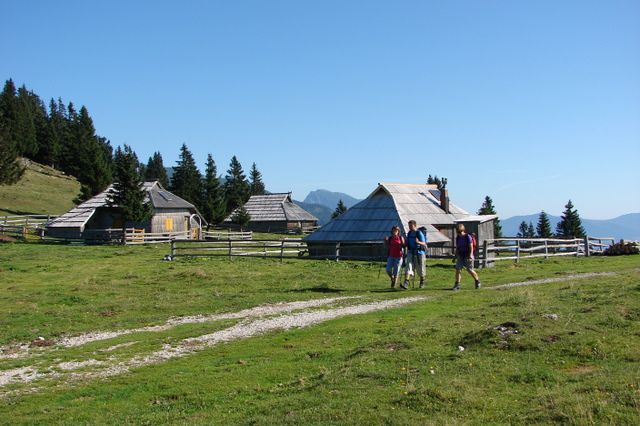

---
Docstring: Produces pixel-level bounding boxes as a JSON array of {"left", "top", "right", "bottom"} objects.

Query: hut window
[{"left": 165, "top": 217, "right": 174, "bottom": 231}]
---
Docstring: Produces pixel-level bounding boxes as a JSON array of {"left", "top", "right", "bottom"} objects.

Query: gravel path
[
  {"left": 0, "top": 296, "right": 360, "bottom": 360},
  {"left": 489, "top": 272, "right": 616, "bottom": 290},
  {"left": 0, "top": 296, "right": 428, "bottom": 393}
]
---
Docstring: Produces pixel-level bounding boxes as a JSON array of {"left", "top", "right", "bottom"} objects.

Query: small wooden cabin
[
  {"left": 46, "top": 181, "right": 206, "bottom": 241},
  {"left": 223, "top": 193, "right": 318, "bottom": 233}
]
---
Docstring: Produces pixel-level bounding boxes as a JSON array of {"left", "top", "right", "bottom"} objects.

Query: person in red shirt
[{"left": 384, "top": 226, "right": 405, "bottom": 288}]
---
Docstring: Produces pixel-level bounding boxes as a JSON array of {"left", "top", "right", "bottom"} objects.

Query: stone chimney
[{"left": 440, "top": 189, "right": 450, "bottom": 213}]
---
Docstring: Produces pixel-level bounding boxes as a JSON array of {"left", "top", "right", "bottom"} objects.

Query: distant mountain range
[
  {"left": 303, "top": 190, "right": 362, "bottom": 210},
  {"left": 501, "top": 213, "right": 640, "bottom": 240}
]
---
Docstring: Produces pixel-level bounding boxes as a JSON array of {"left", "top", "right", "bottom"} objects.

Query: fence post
[
  {"left": 335, "top": 242, "right": 341, "bottom": 261},
  {"left": 584, "top": 237, "right": 590, "bottom": 257},
  {"left": 263, "top": 241, "right": 267, "bottom": 258},
  {"left": 575, "top": 239, "right": 580, "bottom": 256},
  {"left": 544, "top": 240, "right": 549, "bottom": 259},
  {"left": 228, "top": 238, "right": 232, "bottom": 259},
  {"left": 515, "top": 240, "right": 520, "bottom": 263},
  {"left": 482, "top": 240, "right": 488, "bottom": 268},
  {"left": 280, "top": 240, "right": 285, "bottom": 262},
  {"left": 170, "top": 239, "right": 176, "bottom": 259}
]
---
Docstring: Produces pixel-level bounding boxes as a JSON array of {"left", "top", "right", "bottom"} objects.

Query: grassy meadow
[{"left": 0, "top": 242, "right": 638, "bottom": 424}]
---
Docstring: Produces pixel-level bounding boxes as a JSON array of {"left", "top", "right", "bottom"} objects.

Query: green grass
[
  {"left": 0, "top": 159, "right": 80, "bottom": 216},
  {"left": 0, "top": 242, "right": 638, "bottom": 424}
]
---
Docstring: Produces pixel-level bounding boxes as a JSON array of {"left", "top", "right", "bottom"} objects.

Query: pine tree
[
  {"left": 331, "top": 199, "right": 348, "bottom": 219},
  {"left": 73, "top": 106, "right": 112, "bottom": 201},
  {"left": 170, "top": 143, "right": 203, "bottom": 209},
  {"left": 108, "top": 145, "right": 151, "bottom": 240},
  {"left": 536, "top": 211, "right": 552, "bottom": 238},
  {"left": 0, "top": 80, "right": 19, "bottom": 155},
  {"left": 477, "top": 195, "right": 502, "bottom": 238},
  {"left": 249, "top": 162, "right": 266, "bottom": 196},
  {"left": 202, "top": 154, "right": 226, "bottom": 225},
  {"left": 0, "top": 120, "right": 24, "bottom": 185},
  {"left": 231, "top": 205, "right": 251, "bottom": 231},
  {"left": 427, "top": 174, "right": 444, "bottom": 190},
  {"left": 556, "top": 200, "right": 586, "bottom": 238},
  {"left": 517, "top": 221, "right": 528, "bottom": 238},
  {"left": 527, "top": 222, "right": 535, "bottom": 238},
  {"left": 223, "top": 155, "right": 250, "bottom": 213},
  {"left": 15, "top": 86, "right": 39, "bottom": 157},
  {"left": 144, "top": 151, "right": 169, "bottom": 187}
]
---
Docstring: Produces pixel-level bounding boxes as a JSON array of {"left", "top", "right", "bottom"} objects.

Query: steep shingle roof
[
  {"left": 224, "top": 193, "right": 318, "bottom": 223},
  {"left": 305, "top": 182, "right": 491, "bottom": 243}
]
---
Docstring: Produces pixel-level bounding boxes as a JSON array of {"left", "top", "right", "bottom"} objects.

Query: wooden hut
[
  {"left": 46, "top": 181, "right": 205, "bottom": 241},
  {"left": 223, "top": 193, "right": 318, "bottom": 233},
  {"left": 304, "top": 182, "right": 496, "bottom": 259}
]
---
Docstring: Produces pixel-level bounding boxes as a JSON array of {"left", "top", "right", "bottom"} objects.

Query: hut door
[{"left": 189, "top": 214, "right": 202, "bottom": 240}]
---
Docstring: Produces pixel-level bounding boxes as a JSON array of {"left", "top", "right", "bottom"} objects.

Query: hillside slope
[{"left": 0, "top": 159, "right": 80, "bottom": 216}]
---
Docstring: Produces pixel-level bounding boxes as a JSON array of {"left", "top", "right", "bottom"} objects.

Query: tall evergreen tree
[
  {"left": 170, "top": 143, "right": 203, "bottom": 209},
  {"left": 517, "top": 221, "right": 529, "bottom": 238},
  {"left": 73, "top": 106, "right": 112, "bottom": 201},
  {"left": 0, "top": 80, "right": 18, "bottom": 155},
  {"left": 202, "top": 154, "right": 226, "bottom": 225},
  {"left": 223, "top": 155, "right": 250, "bottom": 213},
  {"left": 527, "top": 222, "right": 535, "bottom": 238},
  {"left": 331, "top": 199, "right": 348, "bottom": 219},
  {"left": 14, "top": 86, "right": 39, "bottom": 157},
  {"left": 536, "top": 211, "right": 553, "bottom": 238},
  {"left": 477, "top": 195, "right": 502, "bottom": 238},
  {"left": 107, "top": 145, "right": 151, "bottom": 240},
  {"left": 0, "top": 120, "right": 24, "bottom": 185},
  {"left": 556, "top": 200, "right": 586, "bottom": 238},
  {"left": 144, "top": 151, "right": 169, "bottom": 187},
  {"left": 249, "top": 162, "right": 266, "bottom": 196}
]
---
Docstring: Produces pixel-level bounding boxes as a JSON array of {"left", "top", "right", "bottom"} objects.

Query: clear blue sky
[{"left": 3, "top": 0, "right": 639, "bottom": 219}]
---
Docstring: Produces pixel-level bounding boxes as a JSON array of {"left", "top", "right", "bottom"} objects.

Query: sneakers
[
  {"left": 475, "top": 280, "right": 481, "bottom": 289},
  {"left": 401, "top": 280, "right": 409, "bottom": 290},
  {"left": 452, "top": 283, "right": 461, "bottom": 292},
  {"left": 419, "top": 279, "right": 425, "bottom": 289}
]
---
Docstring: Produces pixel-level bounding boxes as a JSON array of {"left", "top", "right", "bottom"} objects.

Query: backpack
[
  {"left": 469, "top": 233, "right": 477, "bottom": 254},
  {"left": 418, "top": 227, "right": 428, "bottom": 246}
]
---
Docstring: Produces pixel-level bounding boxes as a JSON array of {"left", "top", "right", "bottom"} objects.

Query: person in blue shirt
[{"left": 402, "top": 220, "right": 427, "bottom": 289}]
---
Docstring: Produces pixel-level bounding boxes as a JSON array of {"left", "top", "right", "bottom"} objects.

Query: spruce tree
[
  {"left": 427, "top": 174, "right": 443, "bottom": 189},
  {"left": 331, "top": 199, "right": 348, "bottom": 219},
  {"left": 170, "top": 143, "right": 203, "bottom": 209},
  {"left": 15, "top": 86, "right": 39, "bottom": 157},
  {"left": 223, "top": 155, "right": 250, "bottom": 213},
  {"left": 556, "top": 200, "right": 586, "bottom": 238},
  {"left": 108, "top": 145, "right": 151, "bottom": 240},
  {"left": 0, "top": 120, "right": 24, "bottom": 185},
  {"left": 144, "top": 151, "right": 169, "bottom": 187},
  {"left": 73, "top": 106, "right": 112, "bottom": 201},
  {"left": 477, "top": 195, "right": 502, "bottom": 238},
  {"left": 536, "top": 211, "right": 552, "bottom": 238},
  {"left": 202, "top": 154, "right": 226, "bottom": 225},
  {"left": 249, "top": 162, "right": 266, "bottom": 195},
  {"left": 231, "top": 205, "right": 251, "bottom": 231},
  {"left": 527, "top": 222, "right": 535, "bottom": 238},
  {"left": 0, "top": 80, "right": 18, "bottom": 155},
  {"left": 517, "top": 221, "right": 529, "bottom": 238}
]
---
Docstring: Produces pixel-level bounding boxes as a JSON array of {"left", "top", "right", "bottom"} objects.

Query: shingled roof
[
  {"left": 47, "top": 181, "right": 200, "bottom": 231},
  {"left": 305, "top": 182, "right": 490, "bottom": 243},
  {"left": 224, "top": 193, "right": 318, "bottom": 223}
]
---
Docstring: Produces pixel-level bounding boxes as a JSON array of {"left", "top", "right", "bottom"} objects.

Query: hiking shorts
[
  {"left": 456, "top": 256, "right": 475, "bottom": 272},
  {"left": 386, "top": 257, "right": 402, "bottom": 277},
  {"left": 405, "top": 252, "right": 426, "bottom": 278}
]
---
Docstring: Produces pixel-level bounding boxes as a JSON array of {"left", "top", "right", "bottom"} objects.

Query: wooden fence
[
  {"left": 202, "top": 230, "right": 253, "bottom": 240},
  {"left": 169, "top": 239, "right": 308, "bottom": 260},
  {"left": 479, "top": 236, "right": 615, "bottom": 266}
]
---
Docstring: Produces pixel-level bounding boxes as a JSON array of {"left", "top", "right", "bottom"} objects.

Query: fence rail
[
  {"left": 169, "top": 238, "right": 308, "bottom": 260},
  {"left": 202, "top": 230, "right": 253, "bottom": 240}
]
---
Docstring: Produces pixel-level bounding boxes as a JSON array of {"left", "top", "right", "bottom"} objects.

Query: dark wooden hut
[{"left": 223, "top": 193, "right": 318, "bottom": 233}]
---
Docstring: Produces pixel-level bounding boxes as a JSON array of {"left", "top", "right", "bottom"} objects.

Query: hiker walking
[
  {"left": 452, "top": 224, "right": 481, "bottom": 291},
  {"left": 384, "top": 226, "right": 405, "bottom": 288},
  {"left": 402, "top": 220, "right": 427, "bottom": 289}
]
